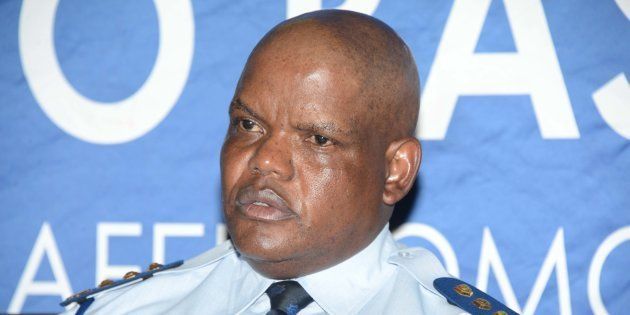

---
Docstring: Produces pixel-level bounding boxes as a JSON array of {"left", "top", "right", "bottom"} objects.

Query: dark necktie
[{"left": 265, "top": 280, "right": 314, "bottom": 315}]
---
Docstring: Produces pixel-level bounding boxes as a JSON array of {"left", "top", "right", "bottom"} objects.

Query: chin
[
  {"left": 234, "top": 234, "right": 292, "bottom": 261},
  {"left": 230, "top": 233, "right": 312, "bottom": 279},
  {"left": 240, "top": 250, "right": 307, "bottom": 280},
  {"left": 228, "top": 212, "right": 301, "bottom": 254}
]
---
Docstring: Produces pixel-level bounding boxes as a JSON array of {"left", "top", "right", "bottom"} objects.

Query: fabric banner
[{"left": 1, "top": 0, "right": 628, "bottom": 313}]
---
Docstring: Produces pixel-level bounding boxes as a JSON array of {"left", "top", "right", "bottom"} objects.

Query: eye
[
  {"left": 309, "top": 134, "right": 332, "bottom": 147},
  {"left": 237, "top": 119, "right": 262, "bottom": 133}
]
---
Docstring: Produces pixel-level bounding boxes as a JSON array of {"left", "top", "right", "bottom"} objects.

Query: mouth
[{"left": 235, "top": 187, "right": 296, "bottom": 221}]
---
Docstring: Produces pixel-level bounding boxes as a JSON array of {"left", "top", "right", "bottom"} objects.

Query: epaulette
[
  {"left": 60, "top": 260, "right": 183, "bottom": 308},
  {"left": 388, "top": 247, "right": 518, "bottom": 315},
  {"left": 433, "top": 277, "right": 519, "bottom": 315}
]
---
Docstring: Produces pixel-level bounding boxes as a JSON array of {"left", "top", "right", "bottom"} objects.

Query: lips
[{"left": 235, "top": 187, "right": 295, "bottom": 221}]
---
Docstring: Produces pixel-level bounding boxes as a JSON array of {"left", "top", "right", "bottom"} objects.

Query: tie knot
[{"left": 265, "top": 281, "right": 314, "bottom": 315}]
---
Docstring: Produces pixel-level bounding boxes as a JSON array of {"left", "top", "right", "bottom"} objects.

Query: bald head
[{"left": 238, "top": 10, "right": 420, "bottom": 140}]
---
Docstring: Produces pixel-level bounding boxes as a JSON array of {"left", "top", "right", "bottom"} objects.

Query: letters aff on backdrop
[{"left": 10, "top": 221, "right": 630, "bottom": 315}]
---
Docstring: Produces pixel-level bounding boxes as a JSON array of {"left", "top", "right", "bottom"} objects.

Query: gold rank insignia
[
  {"left": 454, "top": 283, "right": 473, "bottom": 297},
  {"left": 433, "top": 277, "right": 520, "bottom": 315},
  {"left": 61, "top": 260, "right": 184, "bottom": 308},
  {"left": 472, "top": 298, "right": 492, "bottom": 310}
]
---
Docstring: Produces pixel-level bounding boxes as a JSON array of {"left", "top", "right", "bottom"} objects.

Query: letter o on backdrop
[
  {"left": 19, "top": 0, "right": 195, "bottom": 145},
  {"left": 588, "top": 226, "right": 630, "bottom": 315}
]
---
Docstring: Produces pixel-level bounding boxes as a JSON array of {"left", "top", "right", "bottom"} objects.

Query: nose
[{"left": 248, "top": 133, "right": 294, "bottom": 180}]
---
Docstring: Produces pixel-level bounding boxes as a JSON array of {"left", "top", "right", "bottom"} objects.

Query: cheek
[
  {"left": 298, "top": 151, "right": 383, "bottom": 228},
  {"left": 298, "top": 157, "right": 359, "bottom": 224},
  {"left": 221, "top": 142, "right": 250, "bottom": 199}
]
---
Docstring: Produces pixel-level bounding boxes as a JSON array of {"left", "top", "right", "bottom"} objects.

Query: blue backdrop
[{"left": 1, "top": 0, "right": 628, "bottom": 314}]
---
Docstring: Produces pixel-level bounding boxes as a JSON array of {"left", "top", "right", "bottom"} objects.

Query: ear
[{"left": 383, "top": 137, "right": 422, "bottom": 206}]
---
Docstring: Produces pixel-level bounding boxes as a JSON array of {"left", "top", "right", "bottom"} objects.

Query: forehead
[{"left": 234, "top": 47, "right": 369, "bottom": 129}]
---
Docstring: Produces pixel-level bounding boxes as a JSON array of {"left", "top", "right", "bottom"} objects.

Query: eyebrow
[
  {"left": 230, "top": 98, "right": 356, "bottom": 137},
  {"left": 229, "top": 98, "right": 264, "bottom": 122},
  {"left": 296, "top": 121, "right": 355, "bottom": 137}
]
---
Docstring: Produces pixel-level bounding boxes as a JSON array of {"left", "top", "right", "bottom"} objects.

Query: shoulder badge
[
  {"left": 60, "top": 260, "right": 183, "bottom": 308},
  {"left": 433, "top": 277, "right": 519, "bottom": 315}
]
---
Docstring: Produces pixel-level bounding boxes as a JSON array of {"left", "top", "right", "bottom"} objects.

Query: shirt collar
[
  {"left": 231, "top": 252, "right": 274, "bottom": 313},
  {"left": 234, "top": 225, "right": 398, "bottom": 314},
  {"left": 297, "top": 224, "right": 398, "bottom": 314}
]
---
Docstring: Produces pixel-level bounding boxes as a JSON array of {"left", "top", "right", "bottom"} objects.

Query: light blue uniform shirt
[{"left": 62, "top": 225, "right": 467, "bottom": 314}]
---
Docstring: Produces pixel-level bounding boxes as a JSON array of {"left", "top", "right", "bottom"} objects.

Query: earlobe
[{"left": 382, "top": 137, "right": 422, "bottom": 205}]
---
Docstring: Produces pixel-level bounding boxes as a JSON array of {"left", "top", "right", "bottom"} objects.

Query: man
[{"left": 61, "top": 10, "right": 516, "bottom": 315}]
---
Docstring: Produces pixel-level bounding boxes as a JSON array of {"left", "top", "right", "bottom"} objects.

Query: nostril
[
  {"left": 249, "top": 164, "right": 262, "bottom": 175},
  {"left": 247, "top": 137, "right": 294, "bottom": 180}
]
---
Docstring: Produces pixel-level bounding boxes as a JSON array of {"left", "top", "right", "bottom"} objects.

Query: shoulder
[
  {"left": 388, "top": 247, "right": 518, "bottom": 315},
  {"left": 61, "top": 241, "right": 236, "bottom": 315}
]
